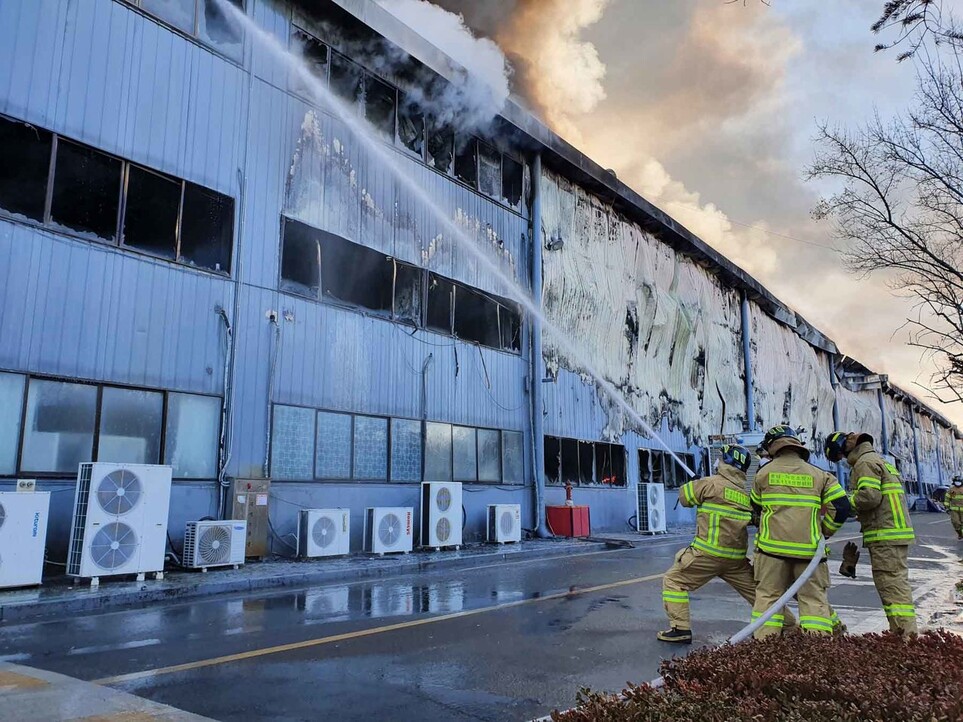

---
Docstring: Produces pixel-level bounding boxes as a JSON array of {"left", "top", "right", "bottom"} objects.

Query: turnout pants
[
  {"left": 867, "top": 543, "right": 918, "bottom": 634},
  {"left": 662, "top": 547, "right": 796, "bottom": 631},
  {"left": 752, "top": 552, "right": 830, "bottom": 639},
  {"left": 950, "top": 510, "right": 963, "bottom": 536}
]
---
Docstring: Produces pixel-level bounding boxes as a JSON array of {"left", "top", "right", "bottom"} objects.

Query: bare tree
[
  {"left": 809, "top": 59, "right": 963, "bottom": 404},
  {"left": 871, "top": 0, "right": 963, "bottom": 60}
]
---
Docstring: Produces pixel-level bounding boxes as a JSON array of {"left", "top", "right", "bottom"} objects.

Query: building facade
[{"left": 0, "top": 0, "right": 960, "bottom": 556}]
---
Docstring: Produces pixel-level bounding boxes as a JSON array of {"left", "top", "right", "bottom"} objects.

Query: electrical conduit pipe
[{"left": 531, "top": 153, "right": 551, "bottom": 538}]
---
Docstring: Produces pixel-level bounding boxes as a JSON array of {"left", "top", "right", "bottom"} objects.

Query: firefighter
[
  {"left": 825, "top": 431, "right": 918, "bottom": 634},
  {"left": 946, "top": 475, "right": 963, "bottom": 539},
  {"left": 658, "top": 444, "right": 796, "bottom": 643},
  {"left": 750, "top": 425, "right": 851, "bottom": 639}
]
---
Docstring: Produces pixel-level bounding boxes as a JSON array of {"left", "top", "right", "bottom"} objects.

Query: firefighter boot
[{"left": 656, "top": 627, "right": 692, "bottom": 644}]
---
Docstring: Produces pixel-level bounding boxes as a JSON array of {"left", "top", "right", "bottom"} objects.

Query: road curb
[{"left": 0, "top": 539, "right": 623, "bottom": 624}]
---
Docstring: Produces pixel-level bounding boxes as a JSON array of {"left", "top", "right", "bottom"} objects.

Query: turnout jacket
[
  {"left": 848, "top": 441, "right": 915, "bottom": 546},
  {"left": 751, "top": 439, "right": 850, "bottom": 559},
  {"left": 678, "top": 463, "right": 753, "bottom": 559},
  {"left": 945, "top": 485, "right": 963, "bottom": 512}
]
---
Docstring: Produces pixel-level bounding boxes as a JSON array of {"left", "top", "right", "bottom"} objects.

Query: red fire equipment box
[{"left": 546, "top": 505, "right": 591, "bottom": 538}]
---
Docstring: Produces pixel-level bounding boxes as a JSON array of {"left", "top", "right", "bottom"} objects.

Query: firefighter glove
[{"left": 838, "top": 541, "right": 859, "bottom": 578}]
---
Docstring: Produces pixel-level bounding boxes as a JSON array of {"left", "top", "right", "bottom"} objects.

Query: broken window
[
  {"left": 281, "top": 218, "right": 321, "bottom": 298},
  {"left": 164, "top": 392, "right": 220, "bottom": 478},
  {"left": 453, "top": 285, "right": 501, "bottom": 347},
  {"left": 364, "top": 74, "right": 396, "bottom": 140},
  {"left": 50, "top": 139, "right": 122, "bottom": 242},
  {"left": 578, "top": 441, "right": 595, "bottom": 484},
  {"left": 544, "top": 436, "right": 561, "bottom": 484},
  {"left": 180, "top": 182, "right": 233, "bottom": 273},
  {"left": 424, "top": 422, "right": 452, "bottom": 481},
  {"left": 0, "top": 115, "right": 52, "bottom": 222},
  {"left": 426, "top": 274, "right": 454, "bottom": 334},
  {"left": 291, "top": 27, "right": 329, "bottom": 96},
  {"left": 20, "top": 379, "right": 97, "bottom": 474},
  {"left": 199, "top": 0, "right": 244, "bottom": 60},
  {"left": 499, "top": 303, "right": 521, "bottom": 352},
  {"left": 502, "top": 155, "right": 523, "bottom": 208},
  {"left": 502, "top": 430, "right": 524, "bottom": 484},
  {"left": 0, "top": 372, "right": 26, "bottom": 475},
  {"left": 393, "top": 262, "right": 423, "bottom": 326},
  {"left": 454, "top": 137, "right": 478, "bottom": 187},
  {"left": 397, "top": 95, "right": 424, "bottom": 158},
  {"left": 477, "top": 428, "right": 502, "bottom": 482},
  {"left": 330, "top": 52, "right": 363, "bottom": 107},
  {"left": 427, "top": 121, "right": 453, "bottom": 173},
  {"left": 97, "top": 387, "right": 163, "bottom": 465},
  {"left": 320, "top": 232, "right": 394, "bottom": 313},
  {"left": 559, "top": 438, "right": 580, "bottom": 485},
  {"left": 478, "top": 141, "right": 501, "bottom": 198},
  {"left": 452, "top": 426, "right": 477, "bottom": 481},
  {"left": 595, "top": 443, "right": 626, "bottom": 487},
  {"left": 123, "top": 165, "right": 180, "bottom": 260},
  {"left": 641, "top": 450, "right": 690, "bottom": 489}
]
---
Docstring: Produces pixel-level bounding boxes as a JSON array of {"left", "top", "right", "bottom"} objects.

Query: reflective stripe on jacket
[
  {"left": 946, "top": 486, "right": 963, "bottom": 512},
  {"left": 751, "top": 445, "right": 846, "bottom": 559},
  {"left": 678, "top": 464, "right": 752, "bottom": 560},
  {"left": 848, "top": 442, "right": 915, "bottom": 546}
]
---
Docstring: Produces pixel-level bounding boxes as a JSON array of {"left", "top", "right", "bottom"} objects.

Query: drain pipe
[
  {"left": 531, "top": 153, "right": 551, "bottom": 538},
  {"left": 828, "top": 356, "right": 844, "bottom": 482},
  {"left": 263, "top": 314, "right": 282, "bottom": 478},
  {"left": 934, "top": 417, "right": 946, "bottom": 488},
  {"left": 877, "top": 388, "right": 890, "bottom": 456},
  {"left": 215, "top": 305, "right": 234, "bottom": 520},
  {"left": 740, "top": 292, "right": 756, "bottom": 432},
  {"left": 910, "top": 407, "right": 925, "bottom": 497}
]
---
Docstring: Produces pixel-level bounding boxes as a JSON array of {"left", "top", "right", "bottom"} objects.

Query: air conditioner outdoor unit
[
  {"left": 637, "top": 482, "right": 667, "bottom": 534},
  {"left": 67, "top": 463, "right": 173, "bottom": 585},
  {"left": 487, "top": 504, "right": 521, "bottom": 544},
  {"left": 364, "top": 507, "right": 413, "bottom": 555},
  {"left": 421, "top": 482, "right": 462, "bottom": 550},
  {"left": 183, "top": 520, "right": 247, "bottom": 571},
  {"left": 0, "top": 491, "right": 51, "bottom": 589},
  {"left": 299, "top": 508, "right": 350, "bottom": 558}
]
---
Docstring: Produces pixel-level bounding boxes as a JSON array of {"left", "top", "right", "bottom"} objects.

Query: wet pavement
[{"left": 1, "top": 514, "right": 959, "bottom": 722}]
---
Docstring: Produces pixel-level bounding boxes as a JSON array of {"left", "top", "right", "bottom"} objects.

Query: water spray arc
[{"left": 214, "top": 0, "right": 695, "bottom": 479}]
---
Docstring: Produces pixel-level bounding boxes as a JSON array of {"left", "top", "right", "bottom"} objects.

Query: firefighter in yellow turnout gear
[
  {"left": 826, "top": 432, "right": 918, "bottom": 634},
  {"left": 658, "top": 445, "right": 796, "bottom": 643},
  {"left": 750, "top": 426, "right": 851, "bottom": 639},
  {"left": 947, "top": 475, "right": 963, "bottom": 539}
]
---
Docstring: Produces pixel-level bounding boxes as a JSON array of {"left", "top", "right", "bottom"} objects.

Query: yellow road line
[{"left": 93, "top": 572, "right": 665, "bottom": 686}]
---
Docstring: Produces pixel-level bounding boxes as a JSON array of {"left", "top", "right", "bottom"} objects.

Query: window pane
[
  {"left": 123, "top": 166, "right": 180, "bottom": 259},
  {"left": 502, "top": 430, "right": 523, "bottom": 484},
  {"left": 320, "top": 232, "right": 393, "bottom": 313},
  {"left": 316, "top": 411, "right": 352, "bottom": 479},
  {"left": 454, "top": 137, "right": 477, "bottom": 187},
  {"left": 499, "top": 304, "right": 521, "bottom": 352},
  {"left": 477, "top": 428, "right": 501, "bottom": 482},
  {"left": 424, "top": 422, "right": 452, "bottom": 481},
  {"left": 21, "top": 380, "right": 97, "bottom": 473},
  {"left": 427, "top": 123, "right": 453, "bottom": 173},
  {"left": 330, "top": 53, "right": 362, "bottom": 106},
  {"left": 0, "top": 373, "right": 26, "bottom": 474},
  {"left": 291, "top": 28, "right": 328, "bottom": 95},
  {"left": 180, "top": 183, "right": 233, "bottom": 273},
  {"left": 353, "top": 415, "right": 388, "bottom": 480},
  {"left": 164, "top": 393, "right": 220, "bottom": 478},
  {"left": 544, "top": 436, "right": 561, "bottom": 485},
  {"left": 426, "top": 274, "right": 453, "bottom": 334},
  {"left": 393, "top": 262, "right": 423, "bottom": 326},
  {"left": 390, "top": 418, "right": 422, "bottom": 482},
  {"left": 270, "top": 405, "right": 315, "bottom": 480},
  {"left": 199, "top": 0, "right": 244, "bottom": 60},
  {"left": 51, "top": 139, "right": 122, "bottom": 242},
  {"left": 478, "top": 142, "right": 501, "bottom": 198},
  {"left": 398, "top": 96, "right": 424, "bottom": 157},
  {"left": 97, "top": 387, "right": 163, "bottom": 465},
  {"left": 0, "top": 116, "right": 52, "bottom": 222},
  {"left": 281, "top": 218, "right": 321, "bottom": 298},
  {"left": 502, "top": 155, "right": 523, "bottom": 208},
  {"left": 452, "top": 426, "right": 477, "bottom": 481},
  {"left": 142, "top": 0, "right": 196, "bottom": 33},
  {"left": 454, "top": 286, "right": 500, "bottom": 347},
  {"left": 364, "top": 75, "right": 396, "bottom": 140},
  {"left": 595, "top": 443, "right": 625, "bottom": 487}
]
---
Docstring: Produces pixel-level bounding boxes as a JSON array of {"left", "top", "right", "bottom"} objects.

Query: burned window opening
[
  {"left": 393, "top": 262, "right": 423, "bottom": 325},
  {"left": 180, "top": 183, "right": 233, "bottom": 273},
  {"left": 502, "top": 155, "right": 523, "bottom": 208},
  {"left": 595, "top": 443, "right": 626, "bottom": 487},
  {"left": 329, "top": 51, "right": 363, "bottom": 106},
  {"left": 123, "top": 165, "right": 180, "bottom": 260},
  {"left": 453, "top": 285, "right": 501, "bottom": 348},
  {"left": 426, "top": 274, "right": 454, "bottom": 334},
  {"left": 397, "top": 94, "right": 425, "bottom": 158},
  {"left": 0, "top": 115, "right": 51, "bottom": 222},
  {"left": 280, "top": 218, "right": 321, "bottom": 298},
  {"left": 363, "top": 74, "right": 397, "bottom": 140},
  {"left": 427, "top": 121, "right": 453, "bottom": 173},
  {"left": 499, "top": 304, "right": 522, "bottom": 352},
  {"left": 559, "top": 438, "right": 580, "bottom": 484},
  {"left": 320, "top": 232, "right": 393, "bottom": 314},
  {"left": 641, "top": 449, "right": 695, "bottom": 490},
  {"left": 291, "top": 27, "right": 329, "bottom": 95},
  {"left": 478, "top": 141, "right": 501, "bottom": 199},
  {"left": 578, "top": 441, "right": 595, "bottom": 484},
  {"left": 544, "top": 436, "right": 561, "bottom": 484},
  {"left": 50, "top": 139, "right": 122, "bottom": 242},
  {"left": 454, "top": 136, "right": 478, "bottom": 187}
]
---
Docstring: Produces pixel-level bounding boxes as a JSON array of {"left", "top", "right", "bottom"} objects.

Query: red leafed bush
[{"left": 552, "top": 630, "right": 963, "bottom": 721}]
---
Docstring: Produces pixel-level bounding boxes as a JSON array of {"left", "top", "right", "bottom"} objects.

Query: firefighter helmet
[
  {"left": 824, "top": 431, "right": 849, "bottom": 463},
  {"left": 762, "top": 424, "right": 801, "bottom": 451},
  {"left": 720, "top": 444, "right": 752, "bottom": 473}
]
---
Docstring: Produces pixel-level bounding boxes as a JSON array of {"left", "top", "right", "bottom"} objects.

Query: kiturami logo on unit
[{"left": 32, "top": 512, "right": 40, "bottom": 538}]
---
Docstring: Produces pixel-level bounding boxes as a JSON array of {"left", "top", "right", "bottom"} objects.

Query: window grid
[{"left": 544, "top": 435, "right": 628, "bottom": 488}]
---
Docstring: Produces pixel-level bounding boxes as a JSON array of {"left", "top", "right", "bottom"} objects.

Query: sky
[{"left": 385, "top": 0, "right": 963, "bottom": 427}]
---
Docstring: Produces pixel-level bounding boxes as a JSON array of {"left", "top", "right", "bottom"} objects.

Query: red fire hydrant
[{"left": 564, "top": 481, "right": 574, "bottom": 507}]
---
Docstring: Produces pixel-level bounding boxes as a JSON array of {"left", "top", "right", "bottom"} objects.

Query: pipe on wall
[
  {"left": 934, "top": 417, "right": 946, "bottom": 487},
  {"left": 828, "top": 355, "right": 844, "bottom": 481},
  {"left": 740, "top": 292, "right": 756, "bottom": 432},
  {"left": 531, "top": 153, "right": 551, "bottom": 538},
  {"left": 910, "top": 408, "right": 925, "bottom": 494},
  {"left": 877, "top": 388, "right": 890, "bottom": 456}
]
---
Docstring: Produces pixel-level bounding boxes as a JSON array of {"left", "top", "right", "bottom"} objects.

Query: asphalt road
[{"left": 1, "top": 514, "right": 958, "bottom": 722}]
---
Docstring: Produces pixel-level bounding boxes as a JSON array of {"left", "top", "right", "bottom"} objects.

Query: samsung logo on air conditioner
[{"left": 32, "top": 512, "right": 40, "bottom": 538}]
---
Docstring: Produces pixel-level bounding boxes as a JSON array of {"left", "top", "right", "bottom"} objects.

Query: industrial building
[{"left": 0, "top": 0, "right": 960, "bottom": 558}]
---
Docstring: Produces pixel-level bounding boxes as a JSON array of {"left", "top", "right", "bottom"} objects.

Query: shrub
[{"left": 552, "top": 630, "right": 963, "bottom": 721}]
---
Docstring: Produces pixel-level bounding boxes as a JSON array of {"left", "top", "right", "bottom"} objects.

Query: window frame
[
  {"left": 544, "top": 435, "right": 627, "bottom": 488},
  {"left": 3, "top": 373, "right": 220, "bottom": 480},
  {"left": 122, "top": 0, "right": 247, "bottom": 64}
]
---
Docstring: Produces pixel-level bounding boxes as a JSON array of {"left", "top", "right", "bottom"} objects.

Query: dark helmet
[
  {"left": 762, "top": 424, "right": 801, "bottom": 451},
  {"left": 720, "top": 444, "right": 751, "bottom": 473},
  {"left": 824, "top": 431, "right": 849, "bottom": 462},
  {"left": 954, "top": 474, "right": 963, "bottom": 486}
]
